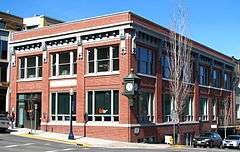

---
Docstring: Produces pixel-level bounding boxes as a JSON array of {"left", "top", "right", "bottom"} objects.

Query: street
[{"left": 0, "top": 130, "right": 239, "bottom": 152}]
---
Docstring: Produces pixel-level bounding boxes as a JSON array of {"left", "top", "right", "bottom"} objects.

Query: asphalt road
[{"left": 0, "top": 130, "right": 239, "bottom": 152}]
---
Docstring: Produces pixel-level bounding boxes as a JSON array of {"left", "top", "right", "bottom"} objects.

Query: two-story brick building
[{"left": 8, "top": 11, "right": 237, "bottom": 144}]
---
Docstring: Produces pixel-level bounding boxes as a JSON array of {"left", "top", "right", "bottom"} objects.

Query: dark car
[{"left": 192, "top": 132, "right": 222, "bottom": 148}]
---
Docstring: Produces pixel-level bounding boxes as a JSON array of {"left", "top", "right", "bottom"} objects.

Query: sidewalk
[{"left": 10, "top": 128, "right": 171, "bottom": 149}]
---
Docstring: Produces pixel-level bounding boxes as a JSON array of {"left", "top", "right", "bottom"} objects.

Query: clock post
[{"left": 123, "top": 69, "right": 141, "bottom": 106}]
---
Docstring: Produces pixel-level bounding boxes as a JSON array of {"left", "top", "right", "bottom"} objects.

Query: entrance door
[{"left": 17, "top": 93, "right": 41, "bottom": 129}]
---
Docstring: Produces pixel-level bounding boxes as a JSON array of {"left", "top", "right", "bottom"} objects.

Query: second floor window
[
  {"left": 19, "top": 55, "right": 42, "bottom": 79},
  {"left": 87, "top": 46, "right": 119, "bottom": 73},
  {"left": 162, "top": 56, "right": 170, "bottom": 78},
  {"left": 51, "top": 51, "right": 77, "bottom": 76},
  {"left": 224, "top": 72, "right": 231, "bottom": 90},
  {"left": 137, "top": 47, "right": 155, "bottom": 75},
  {"left": 212, "top": 69, "right": 221, "bottom": 88},
  {"left": 199, "top": 65, "right": 208, "bottom": 85}
]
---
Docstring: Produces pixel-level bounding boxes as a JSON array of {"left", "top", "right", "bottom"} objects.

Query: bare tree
[{"left": 164, "top": 1, "right": 192, "bottom": 144}]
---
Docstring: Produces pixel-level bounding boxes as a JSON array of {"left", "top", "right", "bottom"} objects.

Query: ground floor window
[
  {"left": 184, "top": 97, "right": 193, "bottom": 121},
  {"left": 200, "top": 97, "right": 208, "bottom": 121},
  {"left": 163, "top": 94, "right": 172, "bottom": 122},
  {"left": 17, "top": 93, "right": 41, "bottom": 129},
  {"left": 137, "top": 92, "right": 154, "bottom": 123},
  {"left": 87, "top": 90, "right": 119, "bottom": 122},
  {"left": 51, "top": 92, "right": 76, "bottom": 121},
  {"left": 236, "top": 104, "right": 240, "bottom": 119},
  {"left": 212, "top": 99, "right": 217, "bottom": 121}
]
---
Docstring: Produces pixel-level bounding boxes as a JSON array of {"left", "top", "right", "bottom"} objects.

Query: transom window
[
  {"left": 51, "top": 51, "right": 77, "bottom": 76},
  {"left": 199, "top": 65, "right": 208, "bottom": 85},
  {"left": 87, "top": 90, "right": 119, "bottom": 122},
  {"left": 87, "top": 46, "right": 119, "bottom": 73},
  {"left": 136, "top": 47, "right": 155, "bottom": 75},
  {"left": 51, "top": 92, "right": 76, "bottom": 121},
  {"left": 19, "top": 55, "right": 42, "bottom": 79}
]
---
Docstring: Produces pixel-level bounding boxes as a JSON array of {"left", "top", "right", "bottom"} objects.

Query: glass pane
[
  {"left": 113, "top": 46, "right": 119, "bottom": 58},
  {"left": 52, "top": 54, "right": 56, "bottom": 64},
  {"left": 88, "top": 91, "right": 93, "bottom": 114},
  {"left": 27, "top": 68, "right": 36, "bottom": 78},
  {"left": 113, "top": 59, "right": 119, "bottom": 71},
  {"left": 97, "top": 47, "right": 109, "bottom": 60},
  {"left": 58, "top": 93, "right": 69, "bottom": 114},
  {"left": 88, "top": 49, "right": 94, "bottom": 61},
  {"left": 20, "top": 69, "right": 25, "bottom": 78},
  {"left": 38, "top": 56, "right": 42, "bottom": 66},
  {"left": 163, "top": 94, "right": 171, "bottom": 115},
  {"left": 51, "top": 93, "right": 56, "bottom": 114},
  {"left": 20, "top": 58, "right": 25, "bottom": 68},
  {"left": 59, "top": 52, "right": 70, "bottom": 64},
  {"left": 88, "top": 62, "right": 94, "bottom": 73},
  {"left": 95, "top": 91, "right": 111, "bottom": 115},
  {"left": 52, "top": 65, "right": 56, "bottom": 76},
  {"left": 72, "top": 93, "right": 76, "bottom": 114},
  {"left": 27, "top": 57, "right": 36, "bottom": 67},
  {"left": 138, "top": 92, "right": 149, "bottom": 117},
  {"left": 113, "top": 91, "right": 119, "bottom": 114},
  {"left": 59, "top": 64, "right": 70, "bottom": 75},
  {"left": 38, "top": 67, "right": 42, "bottom": 77},
  {"left": 74, "top": 62, "right": 77, "bottom": 74},
  {"left": 97, "top": 60, "right": 109, "bottom": 72}
]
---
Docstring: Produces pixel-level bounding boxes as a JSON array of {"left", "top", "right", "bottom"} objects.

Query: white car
[
  {"left": 222, "top": 135, "right": 240, "bottom": 149},
  {"left": 0, "top": 114, "right": 9, "bottom": 131}
]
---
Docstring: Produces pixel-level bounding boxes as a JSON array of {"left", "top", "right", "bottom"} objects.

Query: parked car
[
  {"left": 192, "top": 132, "right": 222, "bottom": 148},
  {"left": 222, "top": 135, "right": 240, "bottom": 149},
  {"left": 0, "top": 114, "right": 9, "bottom": 131}
]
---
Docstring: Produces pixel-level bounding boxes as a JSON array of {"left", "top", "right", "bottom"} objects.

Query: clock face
[{"left": 126, "top": 83, "right": 133, "bottom": 91}]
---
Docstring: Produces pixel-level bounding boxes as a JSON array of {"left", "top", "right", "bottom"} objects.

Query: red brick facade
[{"left": 9, "top": 12, "right": 236, "bottom": 144}]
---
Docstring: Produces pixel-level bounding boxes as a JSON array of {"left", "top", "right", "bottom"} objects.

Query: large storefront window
[
  {"left": 87, "top": 46, "right": 119, "bottom": 74},
  {"left": 17, "top": 93, "right": 41, "bottom": 129},
  {"left": 137, "top": 92, "right": 154, "bottom": 123},
  {"left": 163, "top": 94, "right": 172, "bottom": 122},
  {"left": 212, "top": 69, "right": 221, "bottom": 88},
  {"left": 51, "top": 51, "right": 77, "bottom": 76},
  {"left": 200, "top": 97, "right": 208, "bottom": 121},
  {"left": 87, "top": 90, "right": 119, "bottom": 122},
  {"left": 51, "top": 92, "right": 76, "bottom": 121},
  {"left": 19, "top": 55, "right": 42, "bottom": 79},
  {"left": 137, "top": 47, "right": 155, "bottom": 75},
  {"left": 199, "top": 65, "right": 208, "bottom": 85}
]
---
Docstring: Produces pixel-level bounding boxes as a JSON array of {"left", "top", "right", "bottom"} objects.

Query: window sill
[
  {"left": 49, "top": 75, "right": 77, "bottom": 80},
  {"left": 136, "top": 73, "right": 156, "bottom": 79},
  {"left": 85, "top": 71, "right": 120, "bottom": 77},
  {"left": 199, "top": 85, "right": 232, "bottom": 92},
  {"left": 17, "top": 77, "right": 42, "bottom": 82}
]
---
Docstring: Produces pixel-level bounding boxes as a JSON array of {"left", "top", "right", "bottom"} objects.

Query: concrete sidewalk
[{"left": 10, "top": 128, "right": 171, "bottom": 149}]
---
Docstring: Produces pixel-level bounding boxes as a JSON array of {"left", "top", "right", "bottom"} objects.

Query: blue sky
[{"left": 1, "top": 0, "right": 239, "bottom": 58}]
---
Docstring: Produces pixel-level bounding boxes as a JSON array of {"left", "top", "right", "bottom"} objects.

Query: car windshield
[
  {"left": 199, "top": 133, "right": 212, "bottom": 138},
  {"left": 226, "top": 136, "right": 240, "bottom": 140}
]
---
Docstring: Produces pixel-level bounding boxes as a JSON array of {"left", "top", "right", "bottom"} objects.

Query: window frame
[
  {"left": 87, "top": 45, "right": 119, "bottom": 74},
  {"left": 51, "top": 50, "right": 77, "bottom": 77},
  {"left": 50, "top": 92, "right": 76, "bottom": 122},
  {"left": 19, "top": 55, "right": 42, "bottom": 80},
  {"left": 86, "top": 90, "right": 119, "bottom": 122},
  {"left": 136, "top": 47, "right": 155, "bottom": 76}
]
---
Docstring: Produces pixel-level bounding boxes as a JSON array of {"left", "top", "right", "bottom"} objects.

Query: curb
[
  {"left": 171, "top": 144, "right": 186, "bottom": 148},
  {"left": 14, "top": 133, "right": 91, "bottom": 148}
]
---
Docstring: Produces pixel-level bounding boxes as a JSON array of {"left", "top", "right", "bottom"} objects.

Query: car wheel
[
  {"left": 193, "top": 144, "right": 197, "bottom": 148},
  {"left": 238, "top": 144, "right": 240, "bottom": 149},
  {"left": 209, "top": 142, "right": 213, "bottom": 148}
]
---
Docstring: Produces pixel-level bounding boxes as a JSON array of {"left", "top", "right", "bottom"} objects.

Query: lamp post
[{"left": 68, "top": 88, "right": 74, "bottom": 140}]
